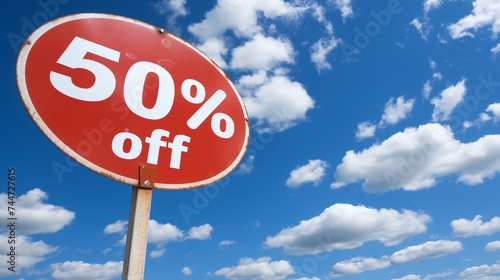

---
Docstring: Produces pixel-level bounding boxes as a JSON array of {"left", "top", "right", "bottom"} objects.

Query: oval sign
[{"left": 16, "top": 13, "right": 249, "bottom": 190}]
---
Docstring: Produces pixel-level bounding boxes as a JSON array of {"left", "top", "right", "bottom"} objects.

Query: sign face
[{"left": 17, "top": 13, "right": 249, "bottom": 190}]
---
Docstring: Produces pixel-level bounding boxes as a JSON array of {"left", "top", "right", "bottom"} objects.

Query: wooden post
[{"left": 122, "top": 166, "right": 156, "bottom": 280}]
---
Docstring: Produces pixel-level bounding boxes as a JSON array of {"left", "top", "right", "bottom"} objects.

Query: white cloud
[
  {"left": 103, "top": 220, "right": 127, "bottom": 235},
  {"left": 148, "top": 220, "right": 184, "bottom": 244},
  {"left": 102, "top": 248, "right": 112, "bottom": 255},
  {"left": 310, "top": 36, "right": 340, "bottom": 72},
  {"left": 230, "top": 34, "right": 294, "bottom": 71},
  {"left": 310, "top": 4, "right": 334, "bottom": 34},
  {"left": 422, "top": 60, "right": 442, "bottom": 99},
  {"left": 51, "top": 261, "right": 122, "bottom": 280},
  {"left": 431, "top": 79, "right": 467, "bottom": 122},
  {"left": 485, "top": 240, "right": 500, "bottom": 251},
  {"left": 0, "top": 234, "right": 58, "bottom": 277},
  {"left": 330, "top": 0, "right": 353, "bottom": 19},
  {"left": 264, "top": 203, "right": 430, "bottom": 255},
  {"left": 152, "top": 0, "right": 188, "bottom": 34},
  {"left": 182, "top": 266, "right": 193, "bottom": 275},
  {"left": 393, "top": 271, "right": 455, "bottom": 280},
  {"left": 333, "top": 123, "right": 500, "bottom": 192},
  {"left": 424, "top": 271, "right": 456, "bottom": 279},
  {"left": 241, "top": 75, "right": 314, "bottom": 133},
  {"left": 187, "top": 223, "right": 213, "bottom": 240},
  {"left": 219, "top": 240, "right": 236, "bottom": 247},
  {"left": 188, "top": 0, "right": 304, "bottom": 41},
  {"left": 390, "top": 240, "right": 462, "bottom": 264},
  {"left": 355, "top": 121, "right": 377, "bottom": 140},
  {"left": 237, "top": 155, "right": 255, "bottom": 174},
  {"left": 152, "top": 0, "right": 187, "bottom": 17},
  {"left": 286, "top": 159, "right": 329, "bottom": 188},
  {"left": 492, "top": 43, "right": 500, "bottom": 54},
  {"left": 185, "top": 0, "right": 325, "bottom": 135},
  {"left": 462, "top": 112, "right": 492, "bottom": 130},
  {"left": 449, "top": 0, "right": 500, "bottom": 39},
  {"left": 486, "top": 103, "right": 500, "bottom": 120},
  {"left": 452, "top": 215, "right": 500, "bottom": 237},
  {"left": 104, "top": 220, "right": 213, "bottom": 254},
  {"left": 196, "top": 38, "right": 228, "bottom": 68},
  {"left": 149, "top": 248, "right": 166, "bottom": 258},
  {"left": 459, "top": 264, "right": 500, "bottom": 279},
  {"left": 423, "top": 80, "right": 433, "bottom": 99},
  {"left": 424, "top": 0, "right": 444, "bottom": 13},
  {"left": 215, "top": 257, "right": 294, "bottom": 280},
  {"left": 433, "top": 72, "right": 443, "bottom": 80},
  {"left": 380, "top": 96, "right": 415, "bottom": 126},
  {"left": 410, "top": 18, "right": 430, "bottom": 40},
  {"left": 332, "top": 256, "right": 391, "bottom": 276},
  {"left": 0, "top": 188, "right": 74, "bottom": 234},
  {"left": 238, "top": 70, "right": 268, "bottom": 87},
  {"left": 393, "top": 275, "right": 422, "bottom": 280}
]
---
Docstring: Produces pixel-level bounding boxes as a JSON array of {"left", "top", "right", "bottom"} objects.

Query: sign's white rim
[{"left": 16, "top": 13, "right": 250, "bottom": 190}]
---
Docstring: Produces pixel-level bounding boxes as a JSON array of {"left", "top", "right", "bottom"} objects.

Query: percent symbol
[{"left": 181, "top": 79, "right": 235, "bottom": 139}]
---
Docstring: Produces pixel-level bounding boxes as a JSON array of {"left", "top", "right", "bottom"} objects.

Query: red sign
[{"left": 16, "top": 13, "right": 249, "bottom": 190}]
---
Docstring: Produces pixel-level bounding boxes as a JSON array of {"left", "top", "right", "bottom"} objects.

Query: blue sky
[{"left": 2, "top": 0, "right": 500, "bottom": 279}]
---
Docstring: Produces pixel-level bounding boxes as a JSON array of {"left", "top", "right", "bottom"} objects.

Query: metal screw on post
[{"left": 122, "top": 166, "right": 156, "bottom": 280}]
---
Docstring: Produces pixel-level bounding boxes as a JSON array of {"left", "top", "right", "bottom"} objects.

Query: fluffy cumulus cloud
[
  {"left": 240, "top": 75, "right": 314, "bottom": 133},
  {"left": 264, "top": 203, "right": 430, "bottom": 255},
  {"left": 356, "top": 95, "right": 415, "bottom": 140},
  {"left": 148, "top": 220, "right": 184, "bottom": 244},
  {"left": 390, "top": 240, "right": 463, "bottom": 264},
  {"left": 215, "top": 257, "right": 294, "bottom": 280},
  {"left": 186, "top": 223, "right": 213, "bottom": 240},
  {"left": 183, "top": 0, "right": 340, "bottom": 134},
  {"left": 333, "top": 123, "right": 500, "bottom": 192},
  {"left": 486, "top": 103, "right": 500, "bottom": 120},
  {"left": 331, "top": 240, "right": 460, "bottom": 277},
  {"left": 230, "top": 34, "right": 294, "bottom": 71},
  {"left": 431, "top": 79, "right": 467, "bottom": 122},
  {"left": 459, "top": 264, "right": 500, "bottom": 279},
  {"left": 0, "top": 234, "right": 58, "bottom": 277},
  {"left": 188, "top": 0, "right": 303, "bottom": 41},
  {"left": 355, "top": 121, "right": 377, "bottom": 140},
  {"left": 196, "top": 37, "right": 228, "bottom": 68},
  {"left": 485, "top": 240, "right": 500, "bottom": 251},
  {"left": 286, "top": 159, "right": 329, "bottom": 188},
  {"left": 0, "top": 188, "right": 74, "bottom": 234},
  {"left": 182, "top": 266, "right": 193, "bottom": 275},
  {"left": 103, "top": 220, "right": 127, "bottom": 235},
  {"left": 448, "top": 0, "right": 500, "bottom": 39},
  {"left": 103, "top": 220, "right": 212, "bottom": 257},
  {"left": 380, "top": 96, "right": 415, "bottom": 126},
  {"left": 51, "top": 261, "right": 123, "bottom": 280},
  {"left": 332, "top": 257, "right": 391, "bottom": 276},
  {"left": 451, "top": 215, "right": 500, "bottom": 237}
]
